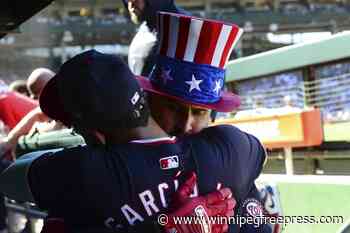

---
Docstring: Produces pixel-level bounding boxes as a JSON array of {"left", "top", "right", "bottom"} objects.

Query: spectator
[
  {"left": 0, "top": 80, "right": 37, "bottom": 132},
  {"left": 124, "top": 0, "right": 186, "bottom": 76},
  {"left": 26, "top": 68, "right": 55, "bottom": 100},
  {"left": 275, "top": 95, "right": 302, "bottom": 115},
  {"left": 0, "top": 68, "right": 61, "bottom": 159},
  {"left": 235, "top": 98, "right": 275, "bottom": 118}
]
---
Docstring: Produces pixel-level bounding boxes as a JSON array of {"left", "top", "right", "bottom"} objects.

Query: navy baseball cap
[{"left": 39, "top": 50, "right": 149, "bottom": 131}]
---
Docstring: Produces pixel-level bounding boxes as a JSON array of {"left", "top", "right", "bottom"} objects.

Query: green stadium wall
[{"left": 257, "top": 175, "right": 350, "bottom": 233}]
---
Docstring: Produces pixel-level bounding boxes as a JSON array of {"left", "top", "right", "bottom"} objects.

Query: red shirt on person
[{"left": 0, "top": 91, "right": 38, "bottom": 130}]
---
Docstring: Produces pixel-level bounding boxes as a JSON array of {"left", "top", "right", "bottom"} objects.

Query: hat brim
[
  {"left": 39, "top": 75, "right": 72, "bottom": 126},
  {"left": 136, "top": 76, "right": 240, "bottom": 112}
]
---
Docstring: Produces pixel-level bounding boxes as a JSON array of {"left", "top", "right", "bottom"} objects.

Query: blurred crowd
[
  {"left": 33, "top": 15, "right": 129, "bottom": 26},
  {"left": 315, "top": 62, "right": 350, "bottom": 122},
  {"left": 236, "top": 71, "right": 305, "bottom": 111},
  {"left": 227, "top": 62, "right": 350, "bottom": 123}
]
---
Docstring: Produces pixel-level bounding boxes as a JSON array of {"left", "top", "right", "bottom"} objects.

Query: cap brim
[
  {"left": 136, "top": 76, "right": 240, "bottom": 112},
  {"left": 39, "top": 75, "right": 72, "bottom": 125}
]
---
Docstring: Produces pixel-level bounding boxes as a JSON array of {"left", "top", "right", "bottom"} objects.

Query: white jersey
[{"left": 128, "top": 22, "right": 157, "bottom": 75}]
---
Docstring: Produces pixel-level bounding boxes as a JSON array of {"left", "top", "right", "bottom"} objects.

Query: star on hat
[
  {"left": 186, "top": 75, "right": 203, "bottom": 93},
  {"left": 213, "top": 80, "right": 222, "bottom": 94},
  {"left": 160, "top": 68, "right": 173, "bottom": 85}
]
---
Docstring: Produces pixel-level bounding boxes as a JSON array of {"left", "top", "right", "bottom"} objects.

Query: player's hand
[{"left": 164, "top": 172, "right": 236, "bottom": 233}]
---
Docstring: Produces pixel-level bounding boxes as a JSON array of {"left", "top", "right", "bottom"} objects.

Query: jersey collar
[{"left": 130, "top": 136, "right": 177, "bottom": 145}]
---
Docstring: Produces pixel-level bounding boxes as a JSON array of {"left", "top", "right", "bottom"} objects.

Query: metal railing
[
  {"left": 5, "top": 200, "right": 46, "bottom": 219},
  {"left": 5, "top": 199, "right": 46, "bottom": 233},
  {"left": 235, "top": 71, "right": 350, "bottom": 122}
]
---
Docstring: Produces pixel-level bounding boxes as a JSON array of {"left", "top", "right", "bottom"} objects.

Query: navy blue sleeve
[
  {"left": 206, "top": 125, "right": 266, "bottom": 180},
  {"left": 190, "top": 125, "right": 268, "bottom": 233},
  {"left": 195, "top": 125, "right": 267, "bottom": 200},
  {"left": 28, "top": 146, "right": 87, "bottom": 218}
]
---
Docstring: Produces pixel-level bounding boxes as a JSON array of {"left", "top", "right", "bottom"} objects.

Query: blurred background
[{"left": 0, "top": 0, "right": 349, "bottom": 81}]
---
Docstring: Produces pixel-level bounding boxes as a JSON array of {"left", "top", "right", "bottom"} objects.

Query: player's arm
[
  {"left": 7, "top": 107, "right": 49, "bottom": 142},
  {"left": 1, "top": 107, "right": 50, "bottom": 158},
  {"left": 244, "top": 132, "right": 267, "bottom": 181},
  {"left": 0, "top": 149, "right": 60, "bottom": 203},
  {"left": 216, "top": 125, "right": 271, "bottom": 233},
  {"left": 205, "top": 125, "right": 267, "bottom": 187}
]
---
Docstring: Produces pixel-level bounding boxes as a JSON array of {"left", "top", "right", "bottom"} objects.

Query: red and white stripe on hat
[{"left": 157, "top": 12, "right": 243, "bottom": 69}]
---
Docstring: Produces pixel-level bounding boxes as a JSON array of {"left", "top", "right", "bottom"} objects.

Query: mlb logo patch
[{"left": 159, "top": 156, "right": 179, "bottom": 170}]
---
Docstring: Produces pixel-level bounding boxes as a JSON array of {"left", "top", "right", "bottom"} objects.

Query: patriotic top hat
[{"left": 137, "top": 12, "right": 243, "bottom": 112}]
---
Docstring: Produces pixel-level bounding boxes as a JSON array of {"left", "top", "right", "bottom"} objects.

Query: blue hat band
[{"left": 149, "top": 56, "right": 225, "bottom": 105}]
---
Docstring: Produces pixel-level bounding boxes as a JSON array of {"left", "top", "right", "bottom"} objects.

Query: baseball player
[
  {"left": 135, "top": 12, "right": 277, "bottom": 233},
  {"left": 1, "top": 49, "right": 266, "bottom": 233}
]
